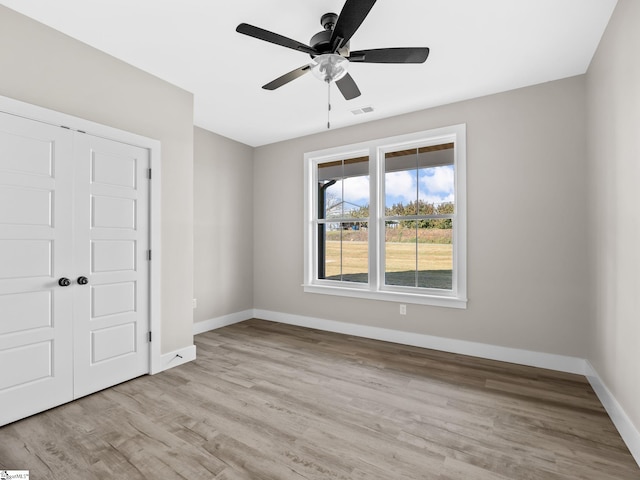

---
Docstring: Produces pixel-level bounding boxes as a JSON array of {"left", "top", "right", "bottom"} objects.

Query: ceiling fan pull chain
[{"left": 327, "top": 79, "right": 331, "bottom": 129}]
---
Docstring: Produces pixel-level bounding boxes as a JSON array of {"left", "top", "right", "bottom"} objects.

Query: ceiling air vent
[{"left": 351, "top": 106, "right": 375, "bottom": 115}]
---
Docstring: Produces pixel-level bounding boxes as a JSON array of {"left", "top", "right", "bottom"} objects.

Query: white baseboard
[
  {"left": 193, "top": 309, "right": 254, "bottom": 335},
  {"left": 585, "top": 361, "right": 640, "bottom": 467},
  {"left": 159, "top": 345, "right": 197, "bottom": 372},
  {"left": 253, "top": 309, "right": 588, "bottom": 375}
]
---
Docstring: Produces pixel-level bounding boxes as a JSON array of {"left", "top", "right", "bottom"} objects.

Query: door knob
[
  {"left": 58, "top": 277, "right": 71, "bottom": 287},
  {"left": 77, "top": 276, "right": 89, "bottom": 285}
]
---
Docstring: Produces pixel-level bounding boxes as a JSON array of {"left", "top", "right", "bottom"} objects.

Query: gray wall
[
  {"left": 0, "top": 6, "right": 195, "bottom": 354},
  {"left": 587, "top": 0, "right": 640, "bottom": 435},
  {"left": 194, "top": 127, "right": 254, "bottom": 324},
  {"left": 253, "top": 76, "right": 590, "bottom": 358}
]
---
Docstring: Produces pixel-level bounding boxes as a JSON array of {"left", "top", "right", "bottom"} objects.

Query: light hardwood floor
[{"left": 1, "top": 319, "right": 638, "bottom": 479}]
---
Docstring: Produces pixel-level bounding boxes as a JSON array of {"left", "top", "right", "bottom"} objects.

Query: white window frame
[{"left": 303, "top": 124, "right": 467, "bottom": 309}]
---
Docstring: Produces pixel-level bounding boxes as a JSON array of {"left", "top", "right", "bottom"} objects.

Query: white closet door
[
  {"left": 72, "top": 133, "right": 150, "bottom": 398},
  {"left": 0, "top": 113, "right": 74, "bottom": 425}
]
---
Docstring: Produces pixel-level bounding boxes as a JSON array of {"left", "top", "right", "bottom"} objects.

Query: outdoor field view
[
  {"left": 323, "top": 223, "right": 453, "bottom": 289},
  {"left": 317, "top": 144, "right": 455, "bottom": 290}
]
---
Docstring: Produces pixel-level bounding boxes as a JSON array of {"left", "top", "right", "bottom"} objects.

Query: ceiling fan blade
[
  {"left": 330, "top": 0, "right": 377, "bottom": 52},
  {"left": 236, "top": 23, "right": 318, "bottom": 56},
  {"left": 349, "top": 47, "right": 430, "bottom": 64},
  {"left": 335, "top": 73, "right": 361, "bottom": 100},
  {"left": 262, "top": 64, "right": 313, "bottom": 90}
]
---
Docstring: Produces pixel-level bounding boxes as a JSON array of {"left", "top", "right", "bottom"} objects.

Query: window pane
[
  {"left": 417, "top": 144, "right": 454, "bottom": 215},
  {"left": 324, "top": 179, "right": 343, "bottom": 219},
  {"left": 318, "top": 222, "right": 368, "bottom": 283},
  {"left": 318, "top": 156, "right": 368, "bottom": 220},
  {"left": 417, "top": 226, "right": 453, "bottom": 290},
  {"left": 385, "top": 222, "right": 417, "bottom": 286},
  {"left": 385, "top": 149, "right": 417, "bottom": 215},
  {"left": 319, "top": 222, "right": 341, "bottom": 279},
  {"left": 343, "top": 174, "right": 369, "bottom": 219},
  {"left": 385, "top": 223, "right": 453, "bottom": 289},
  {"left": 341, "top": 222, "right": 368, "bottom": 283},
  {"left": 418, "top": 165, "right": 454, "bottom": 215}
]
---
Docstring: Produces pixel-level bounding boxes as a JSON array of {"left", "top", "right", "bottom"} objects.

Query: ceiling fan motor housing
[
  {"left": 311, "top": 13, "right": 350, "bottom": 56},
  {"left": 310, "top": 30, "right": 333, "bottom": 53}
]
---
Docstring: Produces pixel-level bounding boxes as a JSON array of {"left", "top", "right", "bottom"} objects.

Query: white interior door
[
  {"left": 0, "top": 108, "right": 152, "bottom": 424},
  {"left": 72, "top": 133, "right": 150, "bottom": 398},
  {"left": 0, "top": 113, "right": 74, "bottom": 425}
]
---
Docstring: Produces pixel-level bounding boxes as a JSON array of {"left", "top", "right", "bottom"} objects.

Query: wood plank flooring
[{"left": 1, "top": 319, "right": 638, "bottom": 479}]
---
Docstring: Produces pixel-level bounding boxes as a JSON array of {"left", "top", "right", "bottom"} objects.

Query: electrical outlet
[
  {"left": 399, "top": 304, "right": 406, "bottom": 315},
  {"left": 192, "top": 298, "right": 197, "bottom": 309}
]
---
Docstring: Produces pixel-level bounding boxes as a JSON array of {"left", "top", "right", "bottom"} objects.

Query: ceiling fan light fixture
[
  {"left": 310, "top": 54, "right": 349, "bottom": 83},
  {"left": 237, "top": 0, "right": 430, "bottom": 102}
]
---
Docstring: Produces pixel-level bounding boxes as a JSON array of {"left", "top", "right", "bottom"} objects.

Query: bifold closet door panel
[
  {"left": 0, "top": 113, "right": 74, "bottom": 426},
  {"left": 72, "top": 133, "right": 150, "bottom": 399}
]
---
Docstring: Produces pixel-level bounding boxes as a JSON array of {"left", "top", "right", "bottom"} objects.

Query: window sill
[{"left": 303, "top": 284, "right": 467, "bottom": 309}]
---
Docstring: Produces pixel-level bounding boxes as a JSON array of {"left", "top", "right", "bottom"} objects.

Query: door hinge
[
  {"left": 147, "top": 168, "right": 152, "bottom": 180},
  {"left": 147, "top": 250, "right": 152, "bottom": 261},
  {"left": 148, "top": 331, "right": 152, "bottom": 342}
]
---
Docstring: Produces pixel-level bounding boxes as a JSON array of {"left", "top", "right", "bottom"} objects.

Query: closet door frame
[{"left": 0, "top": 95, "right": 163, "bottom": 375}]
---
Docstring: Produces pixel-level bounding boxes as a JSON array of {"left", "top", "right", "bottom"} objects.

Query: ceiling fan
[{"left": 236, "top": 0, "right": 430, "bottom": 101}]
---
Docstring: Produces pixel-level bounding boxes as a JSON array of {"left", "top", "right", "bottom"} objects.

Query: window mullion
[
  {"left": 340, "top": 161, "right": 344, "bottom": 281},
  {"left": 375, "top": 145, "right": 385, "bottom": 292}
]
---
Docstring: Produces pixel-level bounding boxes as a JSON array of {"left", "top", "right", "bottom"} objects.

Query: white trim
[
  {"left": 585, "top": 362, "right": 640, "bottom": 467},
  {"left": 0, "top": 94, "right": 164, "bottom": 376},
  {"left": 302, "top": 284, "right": 467, "bottom": 308},
  {"left": 160, "top": 345, "right": 197, "bottom": 372},
  {"left": 193, "top": 310, "right": 254, "bottom": 335},
  {"left": 148, "top": 144, "right": 163, "bottom": 374},
  {"left": 0, "top": 95, "right": 159, "bottom": 148},
  {"left": 253, "top": 309, "right": 587, "bottom": 375}
]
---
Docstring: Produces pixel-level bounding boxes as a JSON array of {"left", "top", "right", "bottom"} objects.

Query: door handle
[
  {"left": 77, "top": 276, "right": 89, "bottom": 285},
  {"left": 58, "top": 277, "right": 71, "bottom": 287}
]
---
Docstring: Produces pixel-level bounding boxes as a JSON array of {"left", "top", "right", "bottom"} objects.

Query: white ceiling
[{"left": 1, "top": 0, "right": 617, "bottom": 147}]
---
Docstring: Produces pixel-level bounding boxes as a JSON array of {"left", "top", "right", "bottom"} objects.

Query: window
[
  {"left": 317, "top": 155, "right": 370, "bottom": 284},
  {"left": 304, "top": 125, "right": 466, "bottom": 308}
]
